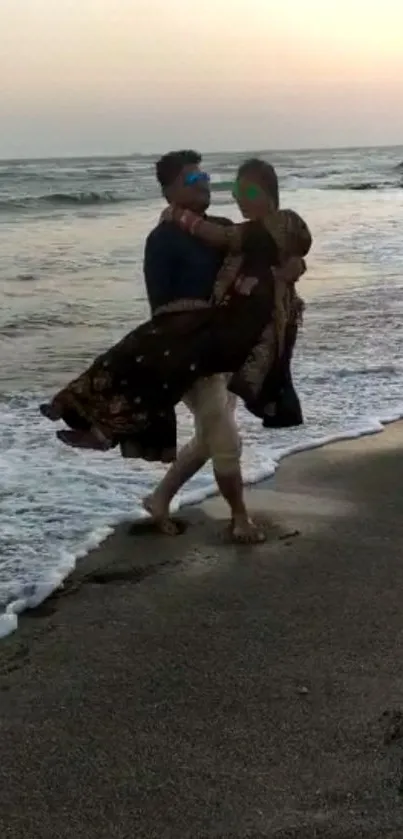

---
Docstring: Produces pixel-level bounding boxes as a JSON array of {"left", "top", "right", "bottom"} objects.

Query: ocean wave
[
  {"left": 336, "top": 364, "right": 398, "bottom": 378},
  {"left": 90, "top": 164, "right": 134, "bottom": 176},
  {"left": 307, "top": 364, "right": 399, "bottom": 384},
  {"left": 0, "top": 181, "right": 232, "bottom": 212},
  {"left": 293, "top": 169, "right": 345, "bottom": 179},
  {"left": 45, "top": 190, "right": 127, "bottom": 205},
  {"left": 211, "top": 180, "right": 233, "bottom": 193},
  {"left": 324, "top": 180, "right": 402, "bottom": 191},
  {"left": 16, "top": 273, "right": 38, "bottom": 282},
  {"left": 1, "top": 164, "right": 402, "bottom": 211},
  {"left": 210, "top": 173, "right": 402, "bottom": 193},
  {"left": 0, "top": 312, "right": 80, "bottom": 336},
  {"left": 0, "top": 190, "right": 136, "bottom": 212}
]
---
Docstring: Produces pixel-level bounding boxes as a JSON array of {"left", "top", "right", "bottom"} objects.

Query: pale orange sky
[{"left": 1, "top": 0, "right": 403, "bottom": 156}]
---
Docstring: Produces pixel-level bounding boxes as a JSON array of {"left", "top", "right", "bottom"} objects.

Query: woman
[
  {"left": 40, "top": 164, "right": 311, "bottom": 463},
  {"left": 160, "top": 157, "right": 309, "bottom": 427}
]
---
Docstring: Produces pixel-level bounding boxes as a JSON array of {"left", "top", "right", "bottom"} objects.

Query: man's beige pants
[{"left": 181, "top": 374, "right": 241, "bottom": 476}]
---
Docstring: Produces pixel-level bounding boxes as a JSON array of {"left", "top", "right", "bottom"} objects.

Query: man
[{"left": 142, "top": 149, "right": 266, "bottom": 543}]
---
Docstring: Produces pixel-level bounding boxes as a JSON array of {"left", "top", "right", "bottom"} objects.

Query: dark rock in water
[
  {"left": 394, "top": 161, "right": 403, "bottom": 171},
  {"left": 16, "top": 273, "right": 37, "bottom": 281}
]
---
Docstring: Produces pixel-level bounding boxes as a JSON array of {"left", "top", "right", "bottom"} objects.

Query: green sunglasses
[{"left": 232, "top": 182, "right": 262, "bottom": 200}]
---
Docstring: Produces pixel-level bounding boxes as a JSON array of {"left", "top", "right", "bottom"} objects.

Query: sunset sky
[{"left": 1, "top": 0, "right": 403, "bottom": 157}]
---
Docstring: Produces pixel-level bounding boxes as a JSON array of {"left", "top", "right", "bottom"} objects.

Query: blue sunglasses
[{"left": 183, "top": 171, "right": 210, "bottom": 186}]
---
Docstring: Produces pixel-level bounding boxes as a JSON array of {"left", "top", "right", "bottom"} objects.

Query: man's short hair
[
  {"left": 237, "top": 157, "right": 279, "bottom": 209},
  {"left": 156, "top": 150, "right": 202, "bottom": 189}
]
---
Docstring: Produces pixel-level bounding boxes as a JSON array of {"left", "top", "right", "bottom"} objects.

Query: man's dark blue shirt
[{"left": 143, "top": 216, "right": 231, "bottom": 313}]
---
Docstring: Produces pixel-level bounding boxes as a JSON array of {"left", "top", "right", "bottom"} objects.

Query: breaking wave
[
  {"left": 0, "top": 190, "right": 137, "bottom": 212},
  {"left": 324, "top": 180, "right": 402, "bottom": 192}
]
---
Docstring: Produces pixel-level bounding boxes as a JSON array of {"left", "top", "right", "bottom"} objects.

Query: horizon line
[{"left": 1, "top": 142, "right": 402, "bottom": 164}]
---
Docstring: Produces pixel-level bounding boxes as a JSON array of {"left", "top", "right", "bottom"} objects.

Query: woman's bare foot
[
  {"left": 56, "top": 429, "right": 111, "bottom": 451},
  {"left": 230, "top": 515, "right": 267, "bottom": 544},
  {"left": 142, "top": 494, "right": 183, "bottom": 536}
]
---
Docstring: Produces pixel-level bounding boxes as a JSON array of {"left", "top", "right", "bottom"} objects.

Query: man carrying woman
[{"left": 40, "top": 151, "right": 311, "bottom": 543}]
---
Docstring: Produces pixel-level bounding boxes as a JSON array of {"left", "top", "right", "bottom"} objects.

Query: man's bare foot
[
  {"left": 56, "top": 429, "right": 111, "bottom": 451},
  {"left": 230, "top": 516, "right": 267, "bottom": 544},
  {"left": 142, "top": 494, "right": 183, "bottom": 536}
]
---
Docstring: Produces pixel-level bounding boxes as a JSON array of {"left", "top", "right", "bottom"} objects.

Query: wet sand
[{"left": 2, "top": 424, "right": 403, "bottom": 838}]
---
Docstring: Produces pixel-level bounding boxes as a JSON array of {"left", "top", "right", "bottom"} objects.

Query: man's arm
[
  {"left": 206, "top": 214, "right": 233, "bottom": 227},
  {"left": 143, "top": 226, "right": 174, "bottom": 314},
  {"left": 159, "top": 206, "right": 280, "bottom": 263}
]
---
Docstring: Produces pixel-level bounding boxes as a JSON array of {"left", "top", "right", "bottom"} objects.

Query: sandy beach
[{"left": 2, "top": 423, "right": 403, "bottom": 837}]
